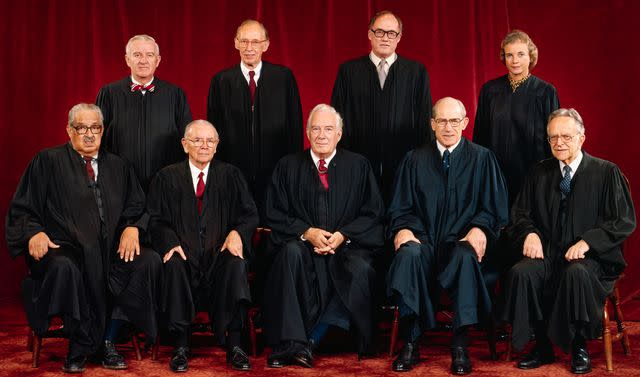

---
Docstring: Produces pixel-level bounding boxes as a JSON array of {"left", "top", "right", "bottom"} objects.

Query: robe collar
[
  {"left": 558, "top": 150, "right": 583, "bottom": 179},
  {"left": 188, "top": 159, "right": 211, "bottom": 193},
  {"left": 240, "top": 60, "right": 263, "bottom": 85},
  {"left": 369, "top": 51, "right": 397, "bottom": 71},
  {"left": 309, "top": 148, "right": 336, "bottom": 171},
  {"left": 435, "top": 138, "right": 462, "bottom": 157}
]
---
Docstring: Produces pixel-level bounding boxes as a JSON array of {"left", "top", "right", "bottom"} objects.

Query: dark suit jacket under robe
[
  {"left": 331, "top": 54, "right": 432, "bottom": 204},
  {"left": 263, "top": 149, "right": 385, "bottom": 350},
  {"left": 147, "top": 159, "right": 258, "bottom": 343},
  {"left": 6, "top": 143, "right": 150, "bottom": 355},
  {"left": 503, "top": 153, "right": 636, "bottom": 351},
  {"left": 207, "top": 61, "right": 303, "bottom": 214}
]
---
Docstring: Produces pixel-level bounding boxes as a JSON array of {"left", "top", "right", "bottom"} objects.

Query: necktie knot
[
  {"left": 318, "top": 159, "right": 328, "bottom": 174},
  {"left": 442, "top": 150, "right": 451, "bottom": 174},
  {"left": 130, "top": 83, "right": 155, "bottom": 92},
  {"left": 560, "top": 165, "right": 572, "bottom": 197},
  {"left": 249, "top": 70, "right": 255, "bottom": 78}
]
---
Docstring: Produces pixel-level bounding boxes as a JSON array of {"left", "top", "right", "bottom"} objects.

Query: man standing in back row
[
  {"left": 331, "top": 10, "right": 432, "bottom": 204},
  {"left": 207, "top": 19, "right": 303, "bottom": 215}
]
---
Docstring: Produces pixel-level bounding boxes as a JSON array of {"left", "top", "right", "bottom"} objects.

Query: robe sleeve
[
  {"left": 95, "top": 87, "right": 113, "bottom": 142},
  {"left": 336, "top": 161, "right": 385, "bottom": 249},
  {"left": 265, "top": 159, "right": 312, "bottom": 245},
  {"left": 5, "top": 154, "right": 49, "bottom": 258},
  {"left": 286, "top": 70, "right": 303, "bottom": 154},
  {"left": 466, "top": 151, "right": 509, "bottom": 241},
  {"left": 507, "top": 170, "right": 544, "bottom": 253},
  {"left": 175, "top": 88, "right": 192, "bottom": 138},
  {"left": 533, "top": 84, "right": 560, "bottom": 162},
  {"left": 330, "top": 65, "right": 352, "bottom": 150},
  {"left": 472, "top": 84, "right": 490, "bottom": 147},
  {"left": 228, "top": 167, "right": 259, "bottom": 255},
  {"left": 118, "top": 163, "right": 148, "bottom": 233},
  {"left": 580, "top": 166, "right": 636, "bottom": 254},
  {"left": 415, "top": 64, "right": 433, "bottom": 143},
  {"left": 146, "top": 172, "right": 181, "bottom": 255},
  {"left": 387, "top": 151, "right": 429, "bottom": 241}
]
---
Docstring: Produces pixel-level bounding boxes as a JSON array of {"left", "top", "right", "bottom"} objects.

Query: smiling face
[
  {"left": 548, "top": 116, "right": 585, "bottom": 165},
  {"left": 307, "top": 110, "right": 342, "bottom": 159},
  {"left": 181, "top": 122, "right": 219, "bottom": 169},
  {"left": 503, "top": 41, "right": 530, "bottom": 80},
  {"left": 235, "top": 22, "right": 270, "bottom": 69},
  {"left": 125, "top": 39, "right": 161, "bottom": 83},
  {"left": 368, "top": 13, "right": 402, "bottom": 59},
  {"left": 67, "top": 109, "right": 103, "bottom": 156},
  {"left": 431, "top": 98, "right": 468, "bottom": 148}
]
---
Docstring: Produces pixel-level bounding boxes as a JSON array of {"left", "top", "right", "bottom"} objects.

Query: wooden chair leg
[
  {"left": 151, "top": 339, "right": 159, "bottom": 361},
  {"left": 32, "top": 331, "right": 42, "bottom": 368},
  {"left": 27, "top": 330, "right": 34, "bottom": 351},
  {"left": 389, "top": 307, "right": 399, "bottom": 357},
  {"left": 603, "top": 300, "right": 614, "bottom": 372},
  {"left": 611, "top": 285, "right": 631, "bottom": 355},
  {"left": 248, "top": 311, "right": 257, "bottom": 357},
  {"left": 131, "top": 334, "right": 142, "bottom": 361}
]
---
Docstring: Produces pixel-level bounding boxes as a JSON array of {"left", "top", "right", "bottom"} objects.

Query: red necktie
[
  {"left": 248, "top": 71, "right": 256, "bottom": 104},
  {"left": 130, "top": 83, "right": 155, "bottom": 92},
  {"left": 196, "top": 172, "right": 205, "bottom": 213},
  {"left": 318, "top": 159, "right": 329, "bottom": 190},
  {"left": 83, "top": 156, "right": 95, "bottom": 181}
]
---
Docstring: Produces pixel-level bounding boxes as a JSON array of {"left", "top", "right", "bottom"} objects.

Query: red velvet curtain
[{"left": 1, "top": 0, "right": 639, "bottom": 307}]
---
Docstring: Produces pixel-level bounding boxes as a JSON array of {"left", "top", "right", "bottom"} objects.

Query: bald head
[
  {"left": 182, "top": 120, "right": 220, "bottom": 169},
  {"left": 431, "top": 97, "right": 469, "bottom": 148}
]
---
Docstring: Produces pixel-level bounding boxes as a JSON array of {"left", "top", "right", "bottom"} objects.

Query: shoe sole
[{"left": 102, "top": 363, "right": 128, "bottom": 370}]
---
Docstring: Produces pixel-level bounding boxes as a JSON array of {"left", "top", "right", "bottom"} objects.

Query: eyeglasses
[
  {"left": 186, "top": 138, "right": 218, "bottom": 147},
  {"left": 370, "top": 29, "right": 400, "bottom": 39},
  {"left": 71, "top": 124, "right": 103, "bottom": 134},
  {"left": 547, "top": 133, "right": 581, "bottom": 144},
  {"left": 236, "top": 39, "right": 267, "bottom": 48},
  {"left": 434, "top": 118, "right": 464, "bottom": 128}
]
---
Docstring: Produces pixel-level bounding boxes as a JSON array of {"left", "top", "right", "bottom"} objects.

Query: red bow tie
[{"left": 130, "top": 83, "right": 155, "bottom": 92}]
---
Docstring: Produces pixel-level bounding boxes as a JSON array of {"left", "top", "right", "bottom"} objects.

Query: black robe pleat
[
  {"left": 147, "top": 159, "right": 258, "bottom": 344},
  {"left": 96, "top": 77, "right": 192, "bottom": 191},
  {"left": 207, "top": 61, "right": 303, "bottom": 214},
  {"left": 331, "top": 55, "right": 432, "bottom": 204},
  {"left": 263, "top": 149, "right": 385, "bottom": 351},
  {"left": 501, "top": 153, "right": 636, "bottom": 352}
]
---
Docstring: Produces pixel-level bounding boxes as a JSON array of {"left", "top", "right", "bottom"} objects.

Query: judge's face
[
  {"left": 548, "top": 116, "right": 585, "bottom": 165},
  {"left": 125, "top": 39, "right": 161, "bottom": 83},
  {"left": 503, "top": 41, "right": 530, "bottom": 79},
  {"left": 307, "top": 111, "right": 342, "bottom": 159},
  {"left": 235, "top": 23, "right": 269, "bottom": 69},
  {"left": 182, "top": 123, "right": 219, "bottom": 168},
  {"left": 368, "top": 14, "right": 402, "bottom": 59},
  {"left": 431, "top": 99, "right": 468, "bottom": 148},
  {"left": 67, "top": 109, "right": 103, "bottom": 156}
]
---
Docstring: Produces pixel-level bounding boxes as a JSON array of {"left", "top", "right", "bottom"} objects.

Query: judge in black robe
[
  {"left": 96, "top": 35, "right": 192, "bottom": 191},
  {"left": 5, "top": 104, "right": 162, "bottom": 372},
  {"left": 263, "top": 104, "right": 384, "bottom": 368},
  {"left": 473, "top": 30, "right": 560, "bottom": 205},
  {"left": 331, "top": 12, "right": 431, "bottom": 205},
  {"left": 207, "top": 20, "right": 302, "bottom": 215},
  {"left": 387, "top": 98, "right": 508, "bottom": 373},
  {"left": 500, "top": 109, "right": 635, "bottom": 374},
  {"left": 147, "top": 120, "right": 258, "bottom": 371}
]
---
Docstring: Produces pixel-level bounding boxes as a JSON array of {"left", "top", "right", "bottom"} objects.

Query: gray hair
[
  {"left": 548, "top": 108, "right": 585, "bottom": 134},
  {"left": 236, "top": 19, "right": 269, "bottom": 40},
  {"left": 184, "top": 119, "right": 219, "bottom": 139},
  {"left": 432, "top": 97, "right": 467, "bottom": 118},
  {"left": 306, "top": 104, "right": 343, "bottom": 132},
  {"left": 68, "top": 103, "right": 103, "bottom": 127},
  {"left": 126, "top": 34, "right": 160, "bottom": 55}
]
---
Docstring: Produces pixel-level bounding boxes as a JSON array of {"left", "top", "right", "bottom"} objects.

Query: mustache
[{"left": 82, "top": 136, "right": 95, "bottom": 143}]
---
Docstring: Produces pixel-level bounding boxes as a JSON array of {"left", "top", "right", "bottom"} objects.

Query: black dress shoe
[
  {"left": 392, "top": 342, "right": 419, "bottom": 372},
  {"left": 293, "top": 346, "right": 314, "bottom": 368},
  {"left": 102, "top": 340, "right": 127, "bottom": 370},
  {"left": 267, "top": 356, "right": 289, "bottom": 368},
  {"left": 451, "top": 346, "right": 472, "bottom": 375},
  {"left": 227, "top": 346, "right": 252, "bottom": 371},
  {"left": 169, "top": 347, "right": 190, "bottom": 373},
  {"left": 62, "top": 355, "right": 87, "bottom": 374},
  {"left": 570, "top": 346, "right": 592, "bottom": 374},
  {"left": 517, "top": 344, "right": 555, "bottom": 370}
]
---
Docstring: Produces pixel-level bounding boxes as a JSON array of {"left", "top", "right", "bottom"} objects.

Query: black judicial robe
[
  {"left": 147, "top": 159, "right": 258, "bottom": 343},
  {"left": 6, "top": 143, "right": 149, "bottom": 354},
  {"left": 207, "top": 61, "right": 303, "bottom": 213},
  {"left": 473, "top": 74, "right": 559, "bottom": 204},
  {"left": 96, "top": 77, "right": 192, "bottom": 190},
  {"left": 331, "top": 55, "right": 432, "bottom": 203},
  {"left": 263, "top": 149, "right": 385, "bottom": 348},
  {"left": 503, "top": 153, "right": 636, "bottom": 351}
]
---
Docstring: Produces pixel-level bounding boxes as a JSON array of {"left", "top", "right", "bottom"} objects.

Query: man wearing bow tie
[
  {"left": 263, "top": 104, "right": 384, "bottom": 368},
  {"left": 96, "top": 34, "right": 192, "bottom": 191},
  {"left": 501, "top": 108, "right": 636, "bottom": 374}
]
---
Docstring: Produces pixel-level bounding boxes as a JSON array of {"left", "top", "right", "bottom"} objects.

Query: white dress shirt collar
[
  {"left": 369, "top": 52, "right": 397, "bottom": 74},
  {"left": 310, "top": 149, "right": 337, "bottom": 171},
  {"left": 240, "top": 61, "right": 263, "bottom": 85},
  {"left": 559, "top": 150, "right": 583, "bottom": 179},
  {"left": 436, "top": 139, "right": 461, "bottom": 157},
  {"left": 188, "top": 160, "right": 210, "bottom": 192},
  {"left": 131, "top": 76, "right": 155, "bottom": 94}
]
